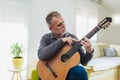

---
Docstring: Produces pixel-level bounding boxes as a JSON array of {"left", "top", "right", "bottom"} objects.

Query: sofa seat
[
  {"left": 84, "top": 43, "right": 120, "bottom": 80},
  {"left": 87, "top": 57, "right": 120, "bottom": 71}
]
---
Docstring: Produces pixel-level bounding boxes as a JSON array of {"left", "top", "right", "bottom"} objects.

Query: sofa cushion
[
  {"left": 110, "top": 44, "right": 120, "bottom": 57},
  {"left": 92, "top": 44, "right": 101, "bottom": 58},
  {"left": 104, "top": 48, "right": 117, "bottom": 57},
  {"left": 92, "top": 43, "right": 110, "bottom": 58},
  {"left": 98, "top": 43, "right": 110, "bottom": 57},
  {"left": 87, "top": 57, "right": 120, "bottom": 71}
]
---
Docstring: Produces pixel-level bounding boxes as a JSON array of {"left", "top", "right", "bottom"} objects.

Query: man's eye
[{"left": 57, "top": 23, "right": 62, "bottom": 27}]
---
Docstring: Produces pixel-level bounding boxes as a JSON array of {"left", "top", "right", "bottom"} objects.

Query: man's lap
[{"left": 66, "top": 66, "right": 88, "bottom": 80}]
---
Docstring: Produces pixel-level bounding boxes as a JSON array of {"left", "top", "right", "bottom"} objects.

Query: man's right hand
[{"left": 61, "top": 37, "right": 79, "bottom": 45}]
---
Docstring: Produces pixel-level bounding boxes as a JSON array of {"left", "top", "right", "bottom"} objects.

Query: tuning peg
[
  {"left": 105, "top": 23, "right": 110, "bottom": 28},
  {"left": 103, "top": 27, "right": 106, "bottom": 29},
  {"left": 106, "top": 26, "right": 108, "bottom": 28},
  {"left": 107, "top": 23, "right": 110, "bottom": 27},
  {"left": 108, "top": 23, "right": 110, "bottom": 26}
]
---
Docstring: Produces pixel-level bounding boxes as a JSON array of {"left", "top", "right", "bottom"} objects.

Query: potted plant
[{"left": 10, "top": 42, "right": 24, "bottom": 69}]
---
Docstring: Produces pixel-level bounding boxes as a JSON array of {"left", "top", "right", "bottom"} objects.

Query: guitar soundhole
[{"left": 61, "top": 54, "right": 69, "bottom": 63}]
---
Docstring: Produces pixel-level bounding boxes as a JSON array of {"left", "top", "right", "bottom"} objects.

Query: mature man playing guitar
[{"left": 37, "top": 11, "right": 94, "bottom": 80}]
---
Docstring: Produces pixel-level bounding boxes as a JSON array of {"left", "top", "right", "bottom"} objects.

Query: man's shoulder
[
  {"left": 42, "top": 33, "right": 52, "bottom": 39},
  {"left": 43, "top": 32, "right": 52, "bottom": 36}
]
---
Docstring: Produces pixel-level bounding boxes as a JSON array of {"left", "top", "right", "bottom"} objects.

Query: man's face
[{"left": 49, "top": 16, "right": 66, "bottom": 35}]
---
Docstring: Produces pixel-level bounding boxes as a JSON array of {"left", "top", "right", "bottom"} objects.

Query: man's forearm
[{"left": 38, "top": 39, "right": 65, "bottom": 61}]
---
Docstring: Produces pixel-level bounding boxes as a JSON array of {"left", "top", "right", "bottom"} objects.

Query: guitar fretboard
[
  {"left": 61, "top": 26, "right": 101, "bottom": 62},
  {"left": 85, "top": 26, "right": 100, "bottom": 39}
]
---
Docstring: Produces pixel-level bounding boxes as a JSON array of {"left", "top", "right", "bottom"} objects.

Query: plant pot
[{"left": 12, "top": 57, "right": 24, "bottom": 69}]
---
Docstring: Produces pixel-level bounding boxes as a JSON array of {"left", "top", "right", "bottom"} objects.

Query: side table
[{"left": 8, "top": 68, "right": 25, "bottom": 80}]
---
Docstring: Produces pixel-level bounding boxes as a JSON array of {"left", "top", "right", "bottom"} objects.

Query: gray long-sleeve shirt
[{"left": 38, "top": 32, "right": 93, "bottom": 66}]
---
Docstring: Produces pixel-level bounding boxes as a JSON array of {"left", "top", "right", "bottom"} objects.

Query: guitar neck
[
  {"left": 84, "top": 26, "right": 100, "bottom": 39},
  {"left": 61, "top": 26, "right": 101, "bottom": 62}
]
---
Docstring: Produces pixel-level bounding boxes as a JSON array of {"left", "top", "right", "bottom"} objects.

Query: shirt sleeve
[
  {"left": 38, "top": 35, "right": 65, "bottom": 61},
  {"left": 77, "top": 45, "right": 93, "bottom": 66},
  {"left": 71, "top": 35, "right": 94, "bottom": 66}
]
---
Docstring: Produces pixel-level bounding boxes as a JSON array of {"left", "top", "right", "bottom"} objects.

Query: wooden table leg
[
  {"left": 16, "top": 72, "right": 19, "bottom": 80},
  {"left": 19, "top": 72, "right": 22, "bottom": 80},
  {"left": 12, "top": 72, "right": 15, "bottom": 80}
]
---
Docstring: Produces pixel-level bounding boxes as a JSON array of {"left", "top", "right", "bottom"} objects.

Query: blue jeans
[{"left": 66, "top": 66, "right": 88, "bottom": 80}]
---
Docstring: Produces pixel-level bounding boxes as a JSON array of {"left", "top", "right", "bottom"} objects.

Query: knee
[
  {"left": 70, "top": 66, "right": 88, "bottom": 76},
  {"left": 66, "top": 66, "right": 88, "bottom": 80},
  {"left": 74, "top": 66, "right": 86, "bottom": 72}
]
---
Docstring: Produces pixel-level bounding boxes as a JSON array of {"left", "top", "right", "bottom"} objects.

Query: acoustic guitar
[{"left": 37, "top": 17, "right": 112, "bottom": 80}]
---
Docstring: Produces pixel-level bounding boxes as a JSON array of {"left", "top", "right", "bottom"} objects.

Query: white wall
[{"left": 97, "top": 4, "right": 120, "bottom": 44}]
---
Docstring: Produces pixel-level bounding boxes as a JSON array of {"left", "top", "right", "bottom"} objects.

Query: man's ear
[{"left": 49, "top": 26, "right": 52, "bottom": 30}]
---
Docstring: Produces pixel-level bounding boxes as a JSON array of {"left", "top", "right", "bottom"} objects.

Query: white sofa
[{"left": 85, "top": 43, "right": 120, "bottom": 80}]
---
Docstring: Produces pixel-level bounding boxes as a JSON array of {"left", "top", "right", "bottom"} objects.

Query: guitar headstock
[{"left": 97, "top": 17, "right": 112, "bottom": 29}]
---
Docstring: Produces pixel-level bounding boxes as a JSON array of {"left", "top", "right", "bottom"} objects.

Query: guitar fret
[{"left": 85, "top": 26, "right": 100, "bottom": 39}]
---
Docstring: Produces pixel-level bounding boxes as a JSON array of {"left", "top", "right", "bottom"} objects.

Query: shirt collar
[{"left": 50, "top": 32, "right": 68, "bottom": 39}]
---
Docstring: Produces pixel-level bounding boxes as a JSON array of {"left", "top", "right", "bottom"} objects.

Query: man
[{"left": 38, "top": 11, "right": 94, "bottom": 80}]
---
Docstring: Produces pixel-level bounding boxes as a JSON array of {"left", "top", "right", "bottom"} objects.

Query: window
[{"left": 76, "top": 7, "right": 98, "bottom": 43}]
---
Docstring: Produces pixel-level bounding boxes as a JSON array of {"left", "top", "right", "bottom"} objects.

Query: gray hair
[{"left": 46, "top": 11, "right": 61, "bottom": 26}]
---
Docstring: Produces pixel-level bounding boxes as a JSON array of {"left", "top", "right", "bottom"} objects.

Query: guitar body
[{"left": 37, "top": 44, "right": 80, "bottom": 80}]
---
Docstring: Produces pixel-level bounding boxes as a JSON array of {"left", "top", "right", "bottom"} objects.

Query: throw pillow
[{"left": 104, "top": 48, "right": 117, "bottom": 57}]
